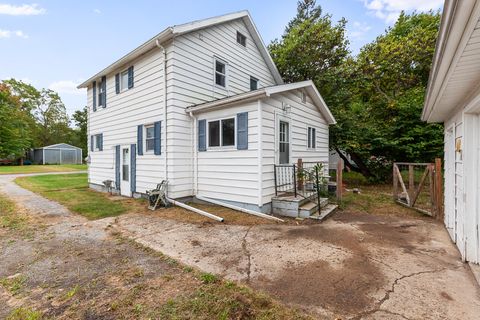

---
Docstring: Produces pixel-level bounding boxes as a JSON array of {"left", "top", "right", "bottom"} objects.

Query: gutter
[{"left": 188, "top": 111, "right": 198, "bottom": 195}]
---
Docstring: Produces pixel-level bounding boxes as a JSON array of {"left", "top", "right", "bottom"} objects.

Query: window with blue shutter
[
  {"left": 115, "top": 73, "right": 120, "bottom": 94},
  {"left": 198, "top": 119, "right": 206, "bottom": 151},
  {"left": 115, "top": 145, "right": 120, "bottom": 190},
  {"left": 90, "top": 135, "right": 94, "bottom": 152},
  {"left": 128, "top": 66, "right": 134, "bottom": 89},
  {"left": 154, "top": 121, "right": 161, "bottom": 155},
  {"left": 237, "top": 112, "right": 248, "bottom": 150},
  {"left": 92, "top": 81, "right": 97, "bottom": 112},
  {"left": 137, "top": 125, "right": 143, "bottom": 155},
  {"left": 130, "top": 144, "right": 136, "bottom": 193}
]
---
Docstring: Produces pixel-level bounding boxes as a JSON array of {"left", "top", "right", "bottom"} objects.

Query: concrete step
[
  {"left": 309, "top": 204, "right": 338, "bottom": 221},
  {"left": 298, "top": 198, "right": 329, "bottom": 218}
]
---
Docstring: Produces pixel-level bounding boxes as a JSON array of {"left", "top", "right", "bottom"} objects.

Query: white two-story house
[{"left": 78, "top": 11, "right": 336, "bottom": 214}]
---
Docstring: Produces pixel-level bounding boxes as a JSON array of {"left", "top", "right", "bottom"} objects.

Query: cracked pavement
[{"left": 114, "top": 209, "right": 480, "bottom": 319}]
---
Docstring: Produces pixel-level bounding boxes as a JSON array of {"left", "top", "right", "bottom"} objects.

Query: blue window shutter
[
  {"left": 130, "top": 144, "right": 136, "bottom": 193},
  {"left": 115, "top": 145, "right": 120, "bottom": 190},
  {"left": 115, "top": 73, "right": 120, "bottom": 94},
  {"left": 101, "top": 76, "right": 107, "bottom": 108},
  {"left": 137, "top": 125, "right": 143, "bottom": 155},
  {"left": 99, "top": 133, "right": 103, "bottom": 151},
  {"left": 237, "top": 112, "right": 248, "bottom": 150},
  {"left": 90, "top": 135, "right": 94, "bottom": 152},
  {"left": 154, "top": 121, "right": 161, "bottom": 155},
  {"left": 198, "top": 119, "right": 206, "bottom": 151},
  {"left": 92, "top": 81, "right": 97, "bottom": 112},
  {"left": 128, "top": 66, "right": 134, "bottom": 89}
]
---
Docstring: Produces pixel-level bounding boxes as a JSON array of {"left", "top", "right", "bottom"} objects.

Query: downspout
[
  {"left": 189, "top": 111, "right": 198, "bottom": 195},
  {"left": 156, "top": 39, "right": 168, "bottom": 183}
]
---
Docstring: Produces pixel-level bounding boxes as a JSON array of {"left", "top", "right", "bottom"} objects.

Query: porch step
[
  {"left": 272, "top": 196, "right": 330, "bottom": 219},
  {"left": 298, "top": 198, "right": 329, "bottom": 218},
  {"left": 309, "top": 204, "right": 338, "bottom": 220}
]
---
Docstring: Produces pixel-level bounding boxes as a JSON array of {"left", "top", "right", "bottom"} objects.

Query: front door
[
  {"left": 120, "top": 146, "right": 131, "bottom": 197},
  {"left": 279, "top": 120, "right": 290, "bottom": 164}
]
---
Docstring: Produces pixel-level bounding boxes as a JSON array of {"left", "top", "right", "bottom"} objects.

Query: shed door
[
  {"left": 279, "top": 121, "right": 290, "bottom": 164},
  {"left": 120, "top": 146, "right": 131, "bottom": 197}
]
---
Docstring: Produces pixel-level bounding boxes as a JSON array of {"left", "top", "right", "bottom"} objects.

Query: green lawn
[
  {"left": 0, "top": 164, "right": 87, "bottom": 175},
  {"left": 15, "top": 173, "right": 127, "bottom": 220}
]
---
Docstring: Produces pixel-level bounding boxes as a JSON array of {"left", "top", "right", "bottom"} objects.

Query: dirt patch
[
  {"left": 255, "top": 224, "right": 386, "bottom": 315},
  {"left": 256, "top": 256, "right": 384, "bottom": 316}
]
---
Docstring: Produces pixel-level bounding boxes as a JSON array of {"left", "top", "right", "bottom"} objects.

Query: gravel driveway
[{"left": 1, "top": 173, "right": 480, "bottom": 319}]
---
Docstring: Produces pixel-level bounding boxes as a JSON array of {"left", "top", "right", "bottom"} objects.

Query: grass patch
[
  {"left": 0, "top": 194, "right": 33, "bottom": 237},
  {"left": 0, "top": 274, "right": 27, "bottom": 295},
  {"left": 200, "top": 272, "right": 218, "bottom": 284},
  {"left": 6, "top": 307, "right": 42, "bottom": 320},
  {"left": 0, "top": 164, "right": 86, "bottom": 175},
  {"left": 157, "top": 280, "right": 312, "bottom": 320},
  {"left": 15, "top": 173, "right": 126, "bottom": 220},
  {"left": 340, "top": 184, "right": 425, "bottom": 218}
]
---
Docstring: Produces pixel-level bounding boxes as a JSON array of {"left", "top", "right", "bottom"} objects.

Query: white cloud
[
  {"left": 93, "top": 8, "right": 101, "bottom": 14},
  {"left": 49, "top": 80, "right": 84, "bottom": 95},
  {"left": 0, "top": 29, "right": 28, "bottom": 39},
  {"left": 349, "top": 21, "right": 372, "bottom": 40},
  {"left": 363, "top": 0, "right": 443, "bottom": 23},
  {"left": 0, "top": 3, "right": 46, "bottom": 15}
]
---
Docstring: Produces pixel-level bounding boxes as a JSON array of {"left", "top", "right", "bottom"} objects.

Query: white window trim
[
  {"left": 250, "top": 76, "right": 259, "bottom": 91},
  {"left": 236, "top": 31, "right": 247, "bottom": 48},
  {"left": 206, "top": 116, "right": 236, "bottom": 150},
  {"left": 213, "top": 57, "right": 228, "bottom": 90},
  {"left": 97, "top": 81, "right": 104, "bottom": 108},
  {"left": 144, "top": 124, "right": 155, "bottom": 154},
  {"left": 94, "top": 134, "right": 101, "bottom": 152},
  {"left": 307, "top": 126, "right": 316, "bottom": 150},
  {"left": 119, "top": 69, "right": 129, "bottom": 92}
]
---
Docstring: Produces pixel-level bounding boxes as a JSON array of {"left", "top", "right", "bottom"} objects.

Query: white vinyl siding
[
  {"left": 166, "top": 18, "right": 278, "bottom": 198},
  {"left": 196, "top": 102, "right": 259, "bottom": 205},
  {"left": 87, "top": 45, "right": 170, "bottom": 194},
  {"left": 260, "top": 90, "right": 329, "bottom": 204}
]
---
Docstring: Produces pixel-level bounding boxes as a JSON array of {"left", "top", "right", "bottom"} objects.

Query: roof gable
[{"left": 78, "top": 11, "right": 283, "bottom": 88}]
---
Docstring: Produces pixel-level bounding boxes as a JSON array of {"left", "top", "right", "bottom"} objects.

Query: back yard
[
  {"left": 1, "top": 172, "right": 479, "bottom": 319},
  {"left": 0, "top": 164, "right": 86, "bottom": 175}
]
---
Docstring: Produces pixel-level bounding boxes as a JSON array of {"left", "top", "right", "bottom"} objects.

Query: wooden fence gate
[{"left": 392, "top": 158, "right": 443, "bottom": 219}]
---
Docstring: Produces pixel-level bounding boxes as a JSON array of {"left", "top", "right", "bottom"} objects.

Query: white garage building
[{"left": 422, "top": 0, "right": 480, "bottom": 264}]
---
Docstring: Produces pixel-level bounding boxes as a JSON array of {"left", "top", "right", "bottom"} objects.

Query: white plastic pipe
[
  {"left": 166, "top": 197, "right": 224, "bottom": 222},
  {"left": 196, "top": 195, "right": 284, "bottom": 222}
]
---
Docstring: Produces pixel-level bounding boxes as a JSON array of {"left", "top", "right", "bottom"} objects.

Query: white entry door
[{"left": 120, "top": 146, "right": 131, "bottom": 197}]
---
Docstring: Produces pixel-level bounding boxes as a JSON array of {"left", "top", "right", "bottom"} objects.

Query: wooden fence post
[
  {"left": 297, "top": 158, "right": 303, "bottom": 191},
  {"left": 393, "top": 163, "right": 398, "bottom": 201},
  {"left": 336, "top": 159, "right": 343, "bottom": 201},
  {"left": 435, "top": 158, "right": 444, "bottom": 220}
]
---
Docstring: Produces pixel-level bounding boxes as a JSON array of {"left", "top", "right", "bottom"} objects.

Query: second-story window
[
  {"left": 215, "top": 59, "right": 226, "bottom": 87},
  {"left": 236, "top": 31, "right": 247, "bottom": 47},
  {"left": 250, "top": 76, "right": 258, "bottom": 91},
  {"left": 145, "top": 125, "right": 155, "bottom": 152},
  {"left": 98, "top": 80, "right": 105, "bottom": 107},
  {"left": 120, "top": 70, "right": 129, "bottom": 91},
  {"left": 307, "top": 127, "right": 316, "bottom": 149}
]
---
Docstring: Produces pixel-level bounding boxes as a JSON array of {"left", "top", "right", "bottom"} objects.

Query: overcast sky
[{"left": 0, "top": 0, "right": 443, "bottom": 115}]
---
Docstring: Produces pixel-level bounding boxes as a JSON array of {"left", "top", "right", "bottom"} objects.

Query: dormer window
[{"left": 236, "top": 31, "right": 246, "bottom": 47}]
